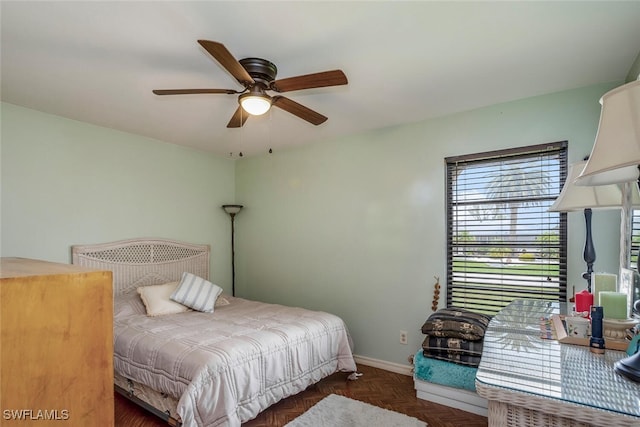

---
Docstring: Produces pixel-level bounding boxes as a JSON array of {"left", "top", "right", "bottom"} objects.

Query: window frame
[
  {"left": 631, "top": 204, "right": 640, "bottom": 270},
  {"left": 445, "top": 141, "right": 568, "bottom": 315}
]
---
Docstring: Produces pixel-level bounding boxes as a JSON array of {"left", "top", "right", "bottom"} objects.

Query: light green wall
[
  {"left": 1, "top": 82, "right": 626, "bottom": 367},
  {"left": 0, "top": 103, "right": 236, "bottom": 291},
  {"left": 235, "top": 82, "right": 623, "bottom": 365}
]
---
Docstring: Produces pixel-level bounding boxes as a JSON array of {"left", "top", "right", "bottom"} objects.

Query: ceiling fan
[{"left": 153, "top": 40, "right": 348, "bottom": 128}]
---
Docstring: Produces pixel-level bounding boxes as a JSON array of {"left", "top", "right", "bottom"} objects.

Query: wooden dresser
[{"left": 1, "top": 258, "right": 114, "bottom": 426}]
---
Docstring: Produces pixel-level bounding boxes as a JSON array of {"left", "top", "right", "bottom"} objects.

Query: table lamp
[
  {"left": 575, "top": 80, "right": 640, "bottom": 274},
  {"left": 573, "top": 80, "right": 640, "bottom": 382},
  {"left": 549, "top": 159, "right": 640, "bottom": 292}
]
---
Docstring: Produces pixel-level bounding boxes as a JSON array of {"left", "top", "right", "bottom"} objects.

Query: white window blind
[
  {"left": 632, "top": 209, "right": 640, "bottom": 270},
  {"left": 445, "top": 141, "right": 568, "bottom": 315}
]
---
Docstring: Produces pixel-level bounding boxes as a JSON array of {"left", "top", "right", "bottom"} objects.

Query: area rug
[{"left": 284, "top": 394, "right": 427, "bottom": 427}]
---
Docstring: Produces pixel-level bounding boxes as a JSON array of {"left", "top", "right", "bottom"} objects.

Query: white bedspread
[{"left": 114, "top": 292, "right": 357, "bottom": 427}]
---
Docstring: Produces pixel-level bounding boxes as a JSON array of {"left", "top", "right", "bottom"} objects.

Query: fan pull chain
[
  {"left": 239, "top": 105, "right": 244, "bottom": 158},
  {"left": 268, "top": 107, "right": 273, "bottom": 155}
]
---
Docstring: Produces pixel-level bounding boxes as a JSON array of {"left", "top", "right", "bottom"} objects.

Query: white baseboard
[{"left": 353, "top": 354, "right": 413, "bottom": 376}]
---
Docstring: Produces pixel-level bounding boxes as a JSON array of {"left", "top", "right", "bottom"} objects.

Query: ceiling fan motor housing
[{"left": 239, "top": 58, "right": 278, "bottom": 86}]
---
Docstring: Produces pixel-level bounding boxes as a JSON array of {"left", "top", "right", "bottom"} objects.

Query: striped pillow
[{"left": 170, "top": 272, "right": 223, "bottom": 313}]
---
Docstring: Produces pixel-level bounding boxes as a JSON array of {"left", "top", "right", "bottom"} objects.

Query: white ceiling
[{"left": 2, "top": 1, "right": 639, "bottom": 158}]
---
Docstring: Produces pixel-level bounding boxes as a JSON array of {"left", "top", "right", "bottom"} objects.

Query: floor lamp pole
[
  {"left": 230, "top": 213, "right": 236, "bottom": 297},
  {"left": 222, "top": 205, "right": 243, "bottom": 297}
]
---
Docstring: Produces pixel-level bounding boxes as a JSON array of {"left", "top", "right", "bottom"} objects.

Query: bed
[{"left": 72, "top": 238, "right": 357, "bottom": 427}]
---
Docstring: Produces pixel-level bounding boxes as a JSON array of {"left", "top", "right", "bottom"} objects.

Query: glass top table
[{"left": 475, "top": 299, "right": 640, "bottom": 426}]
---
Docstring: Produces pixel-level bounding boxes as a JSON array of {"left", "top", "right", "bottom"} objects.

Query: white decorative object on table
[
  {"left": 603, "top": 318, "right": 638, "bottom": 341},
  {"left": 566, "top": 316, "right": 590, "bottom": 338}
]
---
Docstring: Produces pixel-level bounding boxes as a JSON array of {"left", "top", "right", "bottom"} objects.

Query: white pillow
[
  {"left": 137, "top": 282, "right": 190, "bottom": 316},
  {"left": 171, "top": 272, "right": 223, "bottom": 313}
]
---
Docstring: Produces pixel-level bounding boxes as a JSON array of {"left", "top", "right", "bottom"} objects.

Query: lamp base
[{"left": 615, "top": 351, "right": 640, "bottom": 382}]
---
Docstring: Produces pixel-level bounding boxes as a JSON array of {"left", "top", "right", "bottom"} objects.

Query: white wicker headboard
[{"left": 72, "top": 238, "right": 210, "bottom": 296}]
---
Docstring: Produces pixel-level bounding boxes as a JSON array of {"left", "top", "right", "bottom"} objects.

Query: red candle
[{"left": 575, "top": 290, "right": 594, "bottom": 313}]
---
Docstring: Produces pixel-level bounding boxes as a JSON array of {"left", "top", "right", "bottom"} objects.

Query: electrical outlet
[{"left": 399, "top": 330, "right": 408, "bottom": 345}]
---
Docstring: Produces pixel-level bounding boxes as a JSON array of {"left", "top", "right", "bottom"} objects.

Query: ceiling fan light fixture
[
  {"left": 239, "top": 92, "right": 271, "bottom": 116},
  {"left": 153, "top": 41, "right": 347, "bottom": 127}
]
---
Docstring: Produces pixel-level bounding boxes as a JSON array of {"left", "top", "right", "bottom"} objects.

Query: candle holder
[{"left": 603, "top": 318, "right": 638, "bottom": 341}]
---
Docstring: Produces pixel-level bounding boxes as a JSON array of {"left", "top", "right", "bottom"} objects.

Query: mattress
[
  {"left": 115, "top": 372, "right": 180, "bottom": 421},
  {"left": 413, "top": 349, "right": 478, "bottom": 391},
  {"left": 114, "top": 291, "right": 356, "bottom": 426}
]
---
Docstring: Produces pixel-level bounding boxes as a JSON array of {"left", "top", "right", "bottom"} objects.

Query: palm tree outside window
[{"left": 445, "top": 141, "right": 568, "bottom": 315}]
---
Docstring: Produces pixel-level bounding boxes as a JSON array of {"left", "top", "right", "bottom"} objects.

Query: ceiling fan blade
[
  {"left": 152, "top": 89, "right": 239, "bottom": 95},
  {"left": 272, "top": 96, "right": 328, "bottom": 125},
  {"left": 227, "top": 106, "right": 250, "bottom": 128},
  {"left": 197, "top": 40, "right": 254, "bottom": 85},
  {"left": 270, "top": 70, "right": 347, "bottom": 93}
]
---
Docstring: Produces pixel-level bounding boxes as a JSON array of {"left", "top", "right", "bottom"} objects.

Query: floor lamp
[
  {"left": 549, "top": 160, "right": 639, "bottom": 292},
  {"left": 574, "top": 80, "right": 640, "bottom": 382},
  {"left": 222, "top": 204, "right": 243, "bottom": 297}
]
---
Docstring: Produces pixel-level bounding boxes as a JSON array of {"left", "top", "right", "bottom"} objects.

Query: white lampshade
[
  {"left": 549, "top": 160, "right": 640, "bottom": 212},
  {"left": 239, "top": 93, "right": 271, "bottom": 116},
  {"left": 576, "top": 80, "right": 640, "bottom": 186}
]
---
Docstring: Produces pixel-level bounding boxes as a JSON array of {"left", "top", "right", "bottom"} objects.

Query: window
[
  {"left": 632, "top": 209, "right": 640, "bottom": 270},
  {"left": 631, "top": 205, "right": 640, "bottom": 314},
  {"left": 446, "top": 141, "right": 568, "bottom": 315}
]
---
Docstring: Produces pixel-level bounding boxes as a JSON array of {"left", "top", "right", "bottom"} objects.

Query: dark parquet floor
[{"left": 115, "top": 364, "right": 488, "bottom": 427}]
